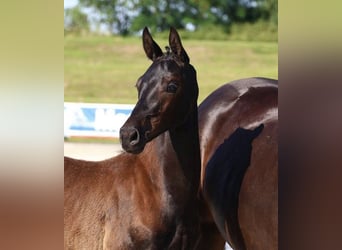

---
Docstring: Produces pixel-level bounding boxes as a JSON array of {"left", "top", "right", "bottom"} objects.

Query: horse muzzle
[{"left": 120, "top": 126, "right": 147, "bottom": 154}]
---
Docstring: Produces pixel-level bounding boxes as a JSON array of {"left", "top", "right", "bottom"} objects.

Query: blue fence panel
[{"left": 64, "top": 102, "right": 134, "bottom": 138}]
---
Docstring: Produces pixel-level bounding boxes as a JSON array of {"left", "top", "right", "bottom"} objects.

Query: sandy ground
[{"left": 64, "top": 142, "right": 123, "bottom": 161}]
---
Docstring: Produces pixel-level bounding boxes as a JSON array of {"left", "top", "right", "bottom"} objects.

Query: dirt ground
[{"left": 64, "top": 142, "right": 123, "bottom": 161}]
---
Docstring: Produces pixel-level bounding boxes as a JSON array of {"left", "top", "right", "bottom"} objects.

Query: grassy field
[{"left": 65, "top": 35, "right": 278, "bottom": 104}]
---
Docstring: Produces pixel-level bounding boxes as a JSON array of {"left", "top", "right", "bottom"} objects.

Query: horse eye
[{"left": 167, "top": 82, "right": 178, "bottom": 93}]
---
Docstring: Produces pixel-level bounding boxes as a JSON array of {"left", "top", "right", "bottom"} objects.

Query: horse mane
[
  {"left": 165, "top": 46, "right": 171, "bottom": 55},
  {"left": 155, "top": 46, "right": 187, "bottom": 66}
]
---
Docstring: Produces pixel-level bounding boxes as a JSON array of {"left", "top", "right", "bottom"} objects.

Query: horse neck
[
  {"left": 143, "top": 105, "right": 201, "bottom": 205},
  {"left": 169, "top": 106, "right": 201, "bottom": 194}
]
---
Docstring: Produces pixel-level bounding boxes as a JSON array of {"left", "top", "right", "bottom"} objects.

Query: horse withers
[{"left": 64, "top": 27, "right": 201, "bottom": 249}]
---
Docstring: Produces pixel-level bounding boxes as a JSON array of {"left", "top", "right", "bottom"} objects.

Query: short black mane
[{"left": 157, "top": 47, "right": 187, "bottom": 66}]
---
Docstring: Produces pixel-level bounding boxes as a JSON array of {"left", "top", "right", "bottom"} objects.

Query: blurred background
[{"left": 64, "top": 0, "right": 277, "bottom": 40}]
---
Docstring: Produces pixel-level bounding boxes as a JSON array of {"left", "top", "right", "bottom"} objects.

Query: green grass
[{"left": 65, "top": 35, "right": 278, "bottom": 104}]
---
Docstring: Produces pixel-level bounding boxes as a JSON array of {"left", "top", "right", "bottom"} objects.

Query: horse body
[
  {"left": 65, "top": 136, "right": 199, "bottom": 249},
  {"left": 64, "top": 27, "right": 201, "bottom": 249},
  {"left": 198, "top": 77, "right": 278, "bottom": 249}
]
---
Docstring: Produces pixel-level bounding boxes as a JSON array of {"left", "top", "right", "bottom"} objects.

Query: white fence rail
[{"left": 64, "top": 102, "right": 134, "bottom": 138}]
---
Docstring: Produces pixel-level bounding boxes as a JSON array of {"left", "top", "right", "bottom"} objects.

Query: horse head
[{"left": 120, "top": 27, "right": 198, "bottom": 154}]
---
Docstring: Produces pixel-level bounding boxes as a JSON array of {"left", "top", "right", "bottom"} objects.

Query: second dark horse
[{"left": 197, "top": 78, "right": 278, "bottom": 250}]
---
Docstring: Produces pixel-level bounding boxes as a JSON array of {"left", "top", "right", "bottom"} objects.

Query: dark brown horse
[
  {"left": 64, "top": 27, "right": 202, "bottom": 249},
  {"left": 197, "top": 78, "right": 278, "bottom": 250}
]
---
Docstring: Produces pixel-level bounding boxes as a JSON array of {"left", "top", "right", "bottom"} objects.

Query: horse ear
[
  {"left": 142, "top": 27, "right": 163, "bottom": 61},
  {"left": 169, "top": 27, "right": 189, "bottom": 64}
]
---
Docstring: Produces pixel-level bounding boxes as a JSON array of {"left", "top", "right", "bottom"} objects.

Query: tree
[
  {"left": 257, "top": 0, "right": 278, "bottom": 24},
  {"left": 73, "top": 0, "right": 277, "bottom": 35},
  {"left": 78, "top": 0, "right": 133, "bottom": 35},
  {"left": 130, "top": 0, "right": 214, "bottom": 33},
  {"left": 64, "top": 6, "right": 90, "bottom": 34},
  {"left": 130, "top": 0, "right": 186, "bottom": 33}
]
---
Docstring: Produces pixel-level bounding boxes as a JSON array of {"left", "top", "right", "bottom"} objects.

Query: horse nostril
[{"left": 129, "top": 128, "right": 140, "bottom": 146}]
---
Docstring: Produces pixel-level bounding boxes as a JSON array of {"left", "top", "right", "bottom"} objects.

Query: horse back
[
  {"left": 64, "top": 155, "right": 142, "bottom": 249},
  {"left": 64, "top": 152, "right": 188, "bottom": 249},
  {"left": 64, "top": 156, "right": 117, "bottom": 249}
]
